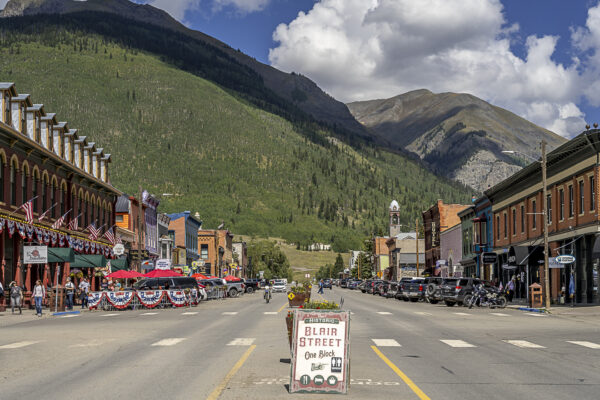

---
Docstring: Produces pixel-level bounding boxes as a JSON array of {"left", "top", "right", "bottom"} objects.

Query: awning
[
  {"left": 47, "top": 247, "right": 75, "bottom": 263},
  {"left": 71, "top": 254, "right": 107, "bottom": 268},
  {"left": 508, "top": 246, "right": 542, "bottom": 266},
  {"left": 111, "top": 258, "right": 128, "bottom": 272}
]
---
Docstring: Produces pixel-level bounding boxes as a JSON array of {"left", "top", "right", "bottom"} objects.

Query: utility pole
[
  {"left": 416, "top": 218, "right": 420, "bottom": 277},
  {"left": 542, "top": 140, "right": 550, "bottom": 309},
  {"left": 138, "top": 185, "right": 144, "bottom": 272}
]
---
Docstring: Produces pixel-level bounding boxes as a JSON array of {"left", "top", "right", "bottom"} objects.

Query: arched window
[
  {"left": 32, "top": 172, "right": 38, "bottom": 213},
  {"left": 83, "top": 199, "right": 88, "bottom": 227},
  {"left": 59, "top": 187, "right": 65, "bottom": 217},
  {"left": 41, "top": 176, "right": 48, "bottom": 212},
  {"left": 71, "top": 189, "right": 76, "bottom": 217},
  {"left": 78, "top": 196, "right": 83, "bottom": 227},
  {"left": 21, "top": 168, "right": 27, "bottom": 205},
  {"left": 50, "top": 181, "right": 56, "bottom": 218},
  {"left": 0, "top": 158, "right": 4, "bottom": 203},
  {"left": 10, "top": 161, "right": 16, "bottom": 206}
]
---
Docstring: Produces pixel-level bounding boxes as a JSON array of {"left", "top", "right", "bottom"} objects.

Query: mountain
[
  {"left": 347, "top": 89, "right": 568, "bottom": 192},
  {"left": 0, "top": 11, "right": 471, "bottom": 251},
  {"left": 0, "top": 0, "right": 369, "bottom": 141}
]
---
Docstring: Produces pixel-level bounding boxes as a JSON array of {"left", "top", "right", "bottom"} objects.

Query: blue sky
[{"left": 132, "top": 1, "right": 600, "bottom": 137}]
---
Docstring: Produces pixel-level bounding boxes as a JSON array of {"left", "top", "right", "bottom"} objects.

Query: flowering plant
[{"left": 301, "top": 300, "right": 339, "bottom": 310}]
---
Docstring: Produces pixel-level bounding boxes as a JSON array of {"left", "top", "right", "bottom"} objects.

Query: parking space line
[
  {"left": 181, "top": 312, "right": 198, "bottom": 315},
  {"left": 227, "top": 338, "right": 256, "bottom": 346},
  {"left": 0, "top": 341, "right": 41, "bottom": 349},
  {"left": 371, "top": 346, "right": 431, "bottom": 400},
  {"left": 414, "top": 312, "right": 432, "bottom": 316},
  {"left": 491, "top": 313, "right": 509, "bottom": 317},
  {"left": 151, "top": 338, "right": 187, "bottom": 346},
  {"left": 101, "top": 313, "right": 120, "bottom": 317},
  {"left": 264, "top": 312, "right": 278, "bottom": 315},
  {"left": 526, "top": 313, "right": 547, "bottom": 317},
  {"left": 566, "top": 341, "right": 600, "bottom": 349},
  {"left": 222, "top": 312, "right": 238, "bottom": 315},
  {"left": 372, "top": 339, "right": 401, "bottom": 347},
  {"left": 503, "top": 340, "right": 545, "bottom": 349},
  {"left": 61, "top": 314, "right": 79, "bottom": 318},
  {"left": 453, "top": 312, "right": 470, "bottom": 316},
  {"left": 140, "top": 312, "right": 158, "bottom": 316},
  {"left": 207, "top": 345, "right": 256, "bottom": 400},
  {"left": 440, "top": 340, "right": 477, "bottom": 348}
]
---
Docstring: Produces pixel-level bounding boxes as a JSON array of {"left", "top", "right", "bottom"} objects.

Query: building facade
[
  {"left": 440, "top": 224, "right": 462, "bottom": 277},
  {"left": 232, "top": 241, "right": 247, "bottom": 278},
  {"left": 386, "top": 232, "right": 424, "bottom": 279},
  {"left": 167, "top": 211, "right": 202, "bottom": 267},
  {"left": 197, "top": 229, "right": 234, "bottom": 277},
  {"left": 157, "top": 213, "right": 172, "bottom": 261}
]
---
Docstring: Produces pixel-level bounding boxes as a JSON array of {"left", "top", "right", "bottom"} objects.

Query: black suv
[
  {"left": 134, "top": 277, "right": 199, "bottom": 290},
  {"left": 440, "top": 277, "right": 484, "bottom": 306},
  {"left": 424, "top": 277, "right": 451, "bottom": 304}
]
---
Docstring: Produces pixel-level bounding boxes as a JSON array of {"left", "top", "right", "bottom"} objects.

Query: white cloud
[{"left": 269, "top": 0, "right": 589, "bottom": 137}]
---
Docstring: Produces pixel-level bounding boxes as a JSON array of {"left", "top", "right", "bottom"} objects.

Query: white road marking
[
  {"left": 503, "top": 340, "right": 546, "bottom": 349},
  {"left": 414, "top": 312, "right": 432, "bottom": 316},
  {"left": 453, "top": 312, "right": 470, "bottom": 316},
  {"left": 222, "top": 312, "right": 238, "bottom": 315},
  {"left": 491, "top": 313, "right": 509, "bottom": 317},
  {"left": 70, "top": 339, "right": 113, "bottom": 348},
  {"left": 181, "top": 312, "right": 198, "bottom": 315},
  {"left": 101, "top": 313, "right": 120, "bottom": 317},
  {"left": 372, "top": 339, "right": 401, "bottom": 347},
  {"left": 151, "top": 338, "right": 187, "bottom": 346},
  {"left": 526, "top": 313, "right": 547, "bottom": 317},
  {"left": 440, "top": 340, "right": 477, "bottom": 348},
  {"left": 567, "top": 341, "right": 600, "bottom": 349},
  {"left": 60, "top": 314, "right": 78, "bottom": 318},
  {"left": 376, "top": 312, "right": 392, "bottom": 315},
  {"left": 263, "top": 312, "right": 278, "bottom": 315},
  {"left": 0, "top": 341, "right": 41, "bottom": 349},
  {"left": 140, "top": 312, "right": 158, "bottom": 316},
  {"left": 227, "top": 338, "right": 256, "bottom": 346}
]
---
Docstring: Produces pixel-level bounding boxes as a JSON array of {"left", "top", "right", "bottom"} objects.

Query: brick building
[{"left": 197, "top": 229, "right": 233, "bottom": 277}]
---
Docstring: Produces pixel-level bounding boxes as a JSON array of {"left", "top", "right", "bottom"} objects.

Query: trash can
[
  {"left": 50, "top": 286, "right": 65, "bottom": 312},
  {"left": 529, "top": 283, "right": 543, "bottom": 308}
]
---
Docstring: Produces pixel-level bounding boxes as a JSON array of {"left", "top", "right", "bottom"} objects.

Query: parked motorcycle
[
  {"left": 466, "top": 284, "right": 507, "bottom": 309},
  {"left": 264, "top": 285, "right": 272, "bottom": 304}
]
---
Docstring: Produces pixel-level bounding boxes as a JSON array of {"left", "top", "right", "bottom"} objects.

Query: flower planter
[{"left": 288, "top": 292, "right": 308, "bottom": 307}]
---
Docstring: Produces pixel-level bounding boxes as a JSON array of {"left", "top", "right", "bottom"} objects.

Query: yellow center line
[
  {"left": 277, "top": 303, "right": 287, "bottom": 313},
  {"left": 206, "top": 344, "right": 257, "bottom": 400},
  {"left": 371, "top": 345, "right": 431, "bottom": 400}
]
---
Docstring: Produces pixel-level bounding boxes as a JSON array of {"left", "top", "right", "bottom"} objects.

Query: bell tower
[{"left": 389, "top": 200, "right": 401, "bottom": 237}]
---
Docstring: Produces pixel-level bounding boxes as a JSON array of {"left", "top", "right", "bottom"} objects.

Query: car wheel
[
  {"left": 246, "top": 287, "right": 254, "bottom": 294},
  {"left": 403, "top": 298, "right": 409, "bottom": 302},
  {"left": 445, "top": 301, "right": 455, "bottom": 307},
  {"left": 228, "top": 288, "right": 238, "bottom": 298},
  {"left": 409, "top": 298, "right": 418, "bottom": 302}
]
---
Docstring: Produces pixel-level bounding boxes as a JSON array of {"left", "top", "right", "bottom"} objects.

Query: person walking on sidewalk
[
  {"left": 318, "top": 279, "right": 324, "bottom": 294},
  {"left": 32, "top": 280, "right": 46, "bottom": 317},
  {"left": 65, "top": 277, "right": 75, "bottom": 310},
  {"left": 79, "top": 278, "right": 90, "bottom": 309},
  {"left": 507, "top": 277, "right": 516, "bottom": 302},
  {"left": 9, "top": 281, "right": 23, "bottom": 314}
]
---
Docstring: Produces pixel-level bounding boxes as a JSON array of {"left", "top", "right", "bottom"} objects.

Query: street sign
[
  {"left": 305, "top": 273, "right": 310, "bottom": 278},
  {"left": 556, "top": 255, "right": 576, "bottom": 264},
  {"left": 113, "top": 243, "right": 125, "bottom": 256},
  {"left": 155, "top": 259, "right": 171, "bottom": 270},
  {"left": 482, "top": 252, "right": 497, "bottom": 264},
  {"left": 259, "top": 270, "right": 264, "bottom": 278},
  {"left": 23, "top": 245, "right": 47, "bottom": 264},
  {"left": 290, "top": 310, "right": 350, "bottom": 394},
  {"left": 288, "top": 292, "right": 296, "bottom": 300}
]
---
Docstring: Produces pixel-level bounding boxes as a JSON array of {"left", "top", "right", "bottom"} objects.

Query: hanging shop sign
[
  {"left": 548, "top": 258, "right": 564, "bottom": 269},
  {"left": 23, "top": 245, "right": 48, "bottom": 264},
  {"left": 482, "top": 252, "right": 497, "bottom": 264},
  {"left": 113, "top": 243, "right": 125, "bottom": 256},
  {"left": 155, "top": 259, "right": 171, "bottom": 270},
  {"left": 290, "top": 310, "right": 350, "bottom": 394},
  {"left": 556, "top": 255, "right": 576, "bottom": 264}
]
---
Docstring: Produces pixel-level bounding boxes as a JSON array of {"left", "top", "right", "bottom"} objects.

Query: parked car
[
  {"left": 376, "top": 281, "right": 391, "bottom": 296},
  {"left": 272, "top": 279, "right": 287, "bottom": 293},
  {"left": 323, "top": 279, "right": 333, "bottom": 289},
  {"left": 224, "top": 280, "right": 245, "bottom": 297},
  {"left": 425, "top": 277, "right": 455, "bottom": 304},
  {"left": 340, "top": 279, "right": 349, "bottom": 288},
  {"left": 402, "top": 277, "right": 426, "bottom": 302},
  {"left": 348, "top": 280, "right": 361, "bottom": 290},
  {"left": 134, "top": 277, "right": 205, "bottom": 301},
  {"left": 440, "top": 277, "right": 486, "bottom": 306},
  {"left": 243, "top": 279, "right": 261, "bottom": 293},
  {"left": 384, "top": 282, "right": 399, "bottom": 298},
  {"left": 396, "top": 277, "right": 418, "bottom": 301}
]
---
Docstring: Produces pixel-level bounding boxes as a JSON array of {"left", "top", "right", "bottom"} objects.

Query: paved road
[{"left": 1, "top": 288, "right": 599, "bottom": 400}]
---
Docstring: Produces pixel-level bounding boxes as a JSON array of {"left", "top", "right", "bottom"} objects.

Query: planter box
[
  {"left": 286, "top": 314, "right": 293, "bottom": 348},
  {"left": 288, "top": 292, "right": 308, "bottom": 307}
]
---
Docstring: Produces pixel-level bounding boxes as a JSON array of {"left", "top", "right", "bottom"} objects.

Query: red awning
[{"left": 143, "top": 269, "right": 183, "bottom": 278}]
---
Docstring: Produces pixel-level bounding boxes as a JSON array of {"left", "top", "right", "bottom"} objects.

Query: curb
[
  {"left": 52, "top": 310, "right": 81, "bottom": 316},
  {"left": 517, "top": 307, "right": 547, "bottom": 313}
]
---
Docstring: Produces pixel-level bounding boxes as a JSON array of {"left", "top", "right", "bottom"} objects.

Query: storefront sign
[
  {"left": 556, "top": 255, "right": 576, "bottom": 264},
  {"left": 290, "top": 310, "right": 350, "bottom": 394},
  {"left": 113, "top": 243, "right": 125, "bottom": 256},
  {"left": 482, "top": 252, "right": 497, "bottom": 264},
  {"left": 23, "top": 245, "right": 47, "bottom": 264},
  {"left": 548, "top": 258, "right": 563, "bottom": 269},
  {"left": 155, "top": 259, "right": 171, "bottom": 270}
]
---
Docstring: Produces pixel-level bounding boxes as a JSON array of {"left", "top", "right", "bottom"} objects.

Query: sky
[{"left": 4, "top": 0, "right": 600, "bottom": 138}]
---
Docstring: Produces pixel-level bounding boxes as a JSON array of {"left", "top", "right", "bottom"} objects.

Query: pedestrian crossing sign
[{"left": 288, "top": 292, "right": 295, "bottom": 300}]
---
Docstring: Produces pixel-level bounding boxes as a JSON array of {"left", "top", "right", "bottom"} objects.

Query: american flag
[
  {"left": 38, "top": 202, "right": 57, "bottom": 222},
  {"left": 21, "top": 200, "right": 34, "bottom": 225},
  {"left": 68, "top": 214, "right": 81, "bottom": 231},
  {"left": 87, "top": 223, "right": 101, "bottom": 240},
  {"left": 103, "top": 227, "right": 115, "bottom": 245},
  {"left": 51, "top": 210, "right": 71, "bottom": 230}
]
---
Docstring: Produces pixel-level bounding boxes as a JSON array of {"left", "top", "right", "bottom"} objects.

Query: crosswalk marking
[
  {"left": 140, "top": 312, "right": 158, "bottom": 316},
  {"left": 372, "top": 339, "right": 401, "bottom": 347},
  {"left": 526, "top": 313, "right": 547, "bottom": 317},
  {"left": 101, "top": 313, "right": 120, "bottom": 317},
  {"left": 453, "top": 312, "right": 470, "bottom": 316},
  {"left": 264, "top": 312, "right": 278, "bottom": 315},
  {"left": 376, "top": 312, "right": 392, "bottom": 315},
  {"left": 567, "top": 341, "right": 600, "bottom": 349},
  {"left": 491, "top": 313, "right": 509, "bottom": 317},
  {"left": 440, "top": 340, "right": 476, "bottom": 348},
  {"left": 414, "top": 312, "right": 432, "bottom": 316},
  {"left": 227, "top": 338, "right": 256, "bottom": 346},
  {"left": 503, "top": 340, "right": 545, "bottom": 349},
  {"left": 151, "top": 338, "right": 187, "bottom": 347},
  {"left": 181, "top": 312, "right": 198, "bottom": 315},
  {"left": 222, "top": 312, "right": 238, "bottom": 315},
  {"left": 0, "top": 341, "right": 41, "bottom": 349}
]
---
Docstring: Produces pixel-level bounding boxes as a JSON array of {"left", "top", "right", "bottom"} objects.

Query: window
[
  {"left": 579, "top": 180, "right": 584, "bottom": 214},
  {"left": 559, "top": 189, "right": 564, "bottom": 220},
  {"left": 481, "top": 221, "right": 487, "bottom": 244},
  {"left": 60, "top": 188, "right": 65, "bottom": 217},
  {"left": 83, "top": 200, "right": 88, "bottom": 227},
  {"left": 496, "top": 215, "right": 500, "bottom": 239},
  {"left": 532, "top": 199, "right": 537, "bottom": 229},
  {"left": 10, "top": 163, "right": 16, "bottom": 206},
  {"left": 0, "top": 162, "right": 4, "bottom": 203},
  {"left": 520, "top": 205, "right": 525, "bottom": 233},
  {"left": 21, "top": 170, "right": 26, "bottom": 205},
  {"left": 569, "top": 185, "right": 574, "bottom": 217},
  {"left": 547, "top": 194, "right": 552, "bottom": 224},
  {"left": 78, "top": 197, "right": 83, "bottom": 227},
  {"left": 473, "top": 222, "right": 480, "bottom": 245},
  {"left": 32, "top": 177, "right": 37, "bottom": 213},
  {"left": 512, "top": 209, "right": 516, "bottom": 235},
  {"left": 50, "top": 182, "right": 55, "bottom": 218},
  {"left": 591, "top": 176, "right": 595, "bottom": 211},
  {"left": 41, "top": 178, "right": 47, "bottom": 212},
  {"left": 503, "top": 212, "right": 507, "bottom": 239},
  {"left": 116, "top": 215, "right": 123, "bottom": 223}
]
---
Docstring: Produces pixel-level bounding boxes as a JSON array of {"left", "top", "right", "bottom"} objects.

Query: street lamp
[{"left": 502, "top": 141, "right": 550, "bottom": 309}]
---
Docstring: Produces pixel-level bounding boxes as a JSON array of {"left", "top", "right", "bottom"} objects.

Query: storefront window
[
  {"left": 532, "top": 200, "right": 537, "bottom": 229},
  {"left": 590, "top": 176, "right": 595, "bottom": 211},
  {"left": 569, "top": 185, "right": 574, "bottom": 217},
  {"left": 579, "top": 180, "right": 584, "bottom": 214},
  {"left": 547, "top": 194, "right": 552, "bottom": 224},
  {"left": 559, "top": 189, "right": 564, "bottom": 220}
]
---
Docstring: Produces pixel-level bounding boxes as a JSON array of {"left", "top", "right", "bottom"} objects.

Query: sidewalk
[{"left": 506, "top": 302, "right": 600, "bottom": 316}]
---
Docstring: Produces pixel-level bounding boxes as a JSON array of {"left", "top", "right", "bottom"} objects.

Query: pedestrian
[
  {"left": 507, "top": 276, "right": 515, "bottom": 302},
  {"left": 101, "top": 278, "right": 109, "bottom": 291},
  {"left": 65, "top": 277, "right": 75, "bottom": 310},
  {"left": 318, "top": 279, "right": 324, "bottom": 294},
  {"left": 0, "top": 280, "right": 4, "bottom": 303},
  {"left": 9, "top": 281, "right": 23, "bottom": 314},
  {"left": 32, "top": 279, "right": 46, "bottom": 317},
  {"left": 79, "top": 277, "right": 90, "bottom": 309},
  {"left": 114, "top": 279, "right": 121, "bottom": 291}
]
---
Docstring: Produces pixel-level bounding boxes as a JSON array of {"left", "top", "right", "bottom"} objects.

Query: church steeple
[{"left": 389, "top": 200, "right": 401, "bottom": 237}]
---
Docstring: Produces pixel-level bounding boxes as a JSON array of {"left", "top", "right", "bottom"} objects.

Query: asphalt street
[{"left": 1, "top": 287, "right": 599, "bottom": 400}]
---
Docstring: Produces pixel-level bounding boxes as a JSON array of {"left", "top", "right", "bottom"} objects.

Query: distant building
[
  {"left": 197, "top": 229, "right": 234, "bottom": 277},
  {"left": 389, "top": 200, "right": 402, "bottom": 237},
  {"left": 232, "top": 241, "right": 248, "bottom": 278},
  {"left": 349, "top": 250, "right": 361, "bottom": 270},
  {"left": 308, "top": 242, "right": 331, "bottom": 251},
  {"left": 386, "top": 232, "right": 424, "bottom": 279},
  {"left": 167, "top": 211, "right": 202, "bottom": 267},
  {"left": 157, "top": 213, "right": 172, "bottom": 261},
  {"left": 440, "top": 223, "right": 463, "bottom": 277}
]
